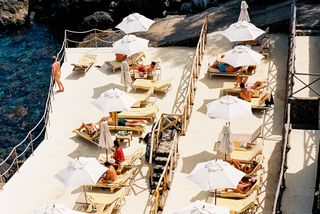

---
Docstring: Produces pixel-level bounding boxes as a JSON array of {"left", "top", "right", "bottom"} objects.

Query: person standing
[
  {"left": 120, "top": 55, "right": 132, "bottom": 92},
  {"left": 51, "top": 56, "right": 64, "bottom": 92}
]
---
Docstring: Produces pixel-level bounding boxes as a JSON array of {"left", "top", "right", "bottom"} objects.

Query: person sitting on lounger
[
  {"left": 112, "top": 140, "right": 125, "bottom": 168},
  {"left": 241, "top": 65, "right": 257, "bottom": 75},
  {"left": 228, "top": 159, "right": 258, "bottom": 174},
  {"left": 239, "top": 83, "right": 252, "bottom": 102},
  {"left": 99, "top": 161, "right": 117, "bottom": 184},
  {"left": 131, "top": 61, "right": 157, "bottom": 76},
  {"left": 76, "top": 117, "right": 109, "bottom": 137}
]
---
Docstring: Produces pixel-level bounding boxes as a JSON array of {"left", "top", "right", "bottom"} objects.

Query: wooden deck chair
[
  {"left": 217, "top": 141, "right": 263, "bottom": 163},
  {"left": 207, "top": 189, "right": 258, "bottom": 214},
  {"left": 222, "top": 82, "right": 266, "bottom": 97},
  {"left": 74, "top": 187, "right": 126, "bottom": 213},
  {"left": 73, "top": 128, "right": 99, "bottom": 145},
  {"left": 106, "top": 52, "right": 146, "bottom": 72},
  {"left": 71, "top": 54, "right": 97, "bottom": 73},
  {"left": 117, "top": 105, "right": 159, "bottom": 122},
  {"left": 87, "top": 167, "right": 137, "bottom": 193},
  {"left": 98, "top": 148, "right": 144, "bottom": 167},
  {"left": 108, "top": 125, "right": 144, "bottom": 134},
  {"left": 228, "top": 153, "right": 263, "bottom": 177},
  {"left": 129, "top": 86, "right": 155, "bottom": 107},
  {"left": 214, "top": 171, "right": 262, "bottom": 199},
  {"left": 131, "top": 79, "right": 172, "bottom": 93}
]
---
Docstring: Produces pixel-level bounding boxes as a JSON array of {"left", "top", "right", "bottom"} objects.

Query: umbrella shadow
[
  {"left": 92, "top": 83, "right": 125, "bottom": 99},
  {"left": 190, "top": 190, "right": 211, "bottom": 203},
  {"left": 181, "top": 151, "right": 215, "bottom": 174},
  {"left": 196, "top": 98, "right": 215, "bottom": 115}
]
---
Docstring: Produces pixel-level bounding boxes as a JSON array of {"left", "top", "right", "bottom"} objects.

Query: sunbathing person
[
  {"left": 131, "top": 61, "right": 157, "bottom": 74},
  {"left": 228, "top": 159, "right": 258, "bottom": 174},
  {"left": 76, "top": 117, "right": 109, "bottom": 137},
  {"left": 239, "top": 83, "right": 252, "bottom": 102},
  {"left": 240, "top": 83, "right": 271, "bottom": 105},
  {"left": 241, "top": 65, "right": 257, "bottom": 75},
  {"left": 235, "top": 73, "right": 249, "bottom": 87},
  {"left": 108, "top": 117, "right": 148, "bottom": 127},
  {"left": 234, "top": 177, "right": 256, "bottom": 194},
  {"left": 99, "top": 161, "right": 117, "bottom": 184}
]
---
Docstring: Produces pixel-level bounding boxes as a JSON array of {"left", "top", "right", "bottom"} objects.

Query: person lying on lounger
[
  {"left": 228, "top": 159, "right": 258, "bottom": 174},
  {"left": 77, "top": 117, "right": 148, "bottom": 136},
  {"left": 235, "top": 177, "right": 256, "bottom": 194}
]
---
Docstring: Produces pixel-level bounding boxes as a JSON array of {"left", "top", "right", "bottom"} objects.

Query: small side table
[{"left": 115, "top": 131, "right": 133, "bottom": 146}]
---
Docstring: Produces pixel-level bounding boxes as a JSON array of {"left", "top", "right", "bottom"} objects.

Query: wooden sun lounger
[
  {"left": 217, "top": 141, "right": 263, "bottom": 163},
  {"left": 207, "top": 189, "right": 258, "bottom": 214},
  {"left": 129, "top": 86, "right": 154, "bottom": 107},
  {"left": 73, "top": 129, "right": 99, "bottom": 145},
  {"left": 228, "top": 153, "right": 263, "bottom": 177},
  {"left": 108, "top": 125, "right": 144, "bottom": 134},
  {"left": 86, "top": 167, "right": 137, "bottom": 193},
  {"left": 71, "top": 54, "right": 97, "bottom": 73},
  {"left": 207, "top": 67, "right": 238, "bottom": 78},
  {"left": 214, "top": 171, "right": 262, "bottom": 199},
  {"left": 106, "top": 52, "right": 146, "bottom": 72},
  {"left": 222, "top": 82, "right": 262, "bottom": 97},
  {"left": 74, "top": 187, "right": 126, "bottom": 213},
  {"left": 117, "top": 105, "right": 158, "bottom": 122},
  {"left": 131, "top": 79, "right": 172, "bottom": 93}
]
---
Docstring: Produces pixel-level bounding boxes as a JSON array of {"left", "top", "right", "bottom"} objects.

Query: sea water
[{"left": 0, "top": 23, "right": 61, "bottom": 162}]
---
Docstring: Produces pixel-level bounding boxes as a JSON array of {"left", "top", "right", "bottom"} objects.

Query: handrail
[
  {"left": 0, "top": 40, "right": 66, "bottom": 186},
  {"left": 146, "top": 17, "right": 208, "bottom": 213},
  {"left": 272, "top": 1, "right": 296, "bottom": 213}
]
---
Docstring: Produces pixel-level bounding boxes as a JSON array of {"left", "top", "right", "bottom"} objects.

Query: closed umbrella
[
  {"left": 220, "top": 45, "right": 264, "bottom": 68},
  {"left": 187, "top": 159, "right": 245, "bottom": 204},
  {"left": 112, "top": 34, "right": 149, "bottom": 56},
  {"left": 34, "top": 204, "right": 84, "bottom": 214},
  {"left": 99, "top": 121, "right": 113, "bottom": 161},
  {"left": 173, "top": 200, "right": 229, "bottom": 214},
  {"left": 121, "top": 59, "right": 132, "bottom": 92},
  {"left": 219, "top": 123, "right": 233, "bottom": 159},
  {"left": 116, "top": 13, "right": 155, "bottom": 34},
  {"left": 238, "top": 1, "right": 250, "bottom": 22},
  {"left": 220, "top": 21, "right": 265, "bottom": 42},
  {"left": 206, "top": 95, "right": 252, "bottom": 121},
  {"left": 92, "top": 88, "right": 137, "bottom": 114}
]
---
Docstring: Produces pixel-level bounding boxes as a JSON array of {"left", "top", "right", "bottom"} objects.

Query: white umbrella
[
  {"left": 116, "top": 13, "right": 155, "bottom": 34},
  {"left": 187, "top": 159, "right": 245, "bottom": 191},
  {"left": 99, "top": 121, "right": 113, "bottom": 161},
  {"left": 34, "top": 204, "right": 84, "bottom": 214},
  {"left": 112, "top": 34, "right": 149, "bottom": 56},
  {"left": 220, "top": 21, "right": 265, "bottom": 42},
  {"left": 173, "top": 200, "right": 229, "bottom": 214},
  {"left": 206, "top": 95, "right": 252, "bottom": 121},
  {"left": 55, "top": 157, "right": 106, "bottom": 187},
  {"left": 238, "top": 1, "right": 250, "bottom": 22},
  {"left": 220, "top": 45, "right": 264, "bottom": 68},
  {"left": 219, "top": 123, "right": 234, "bottom": 156},
  {"left": 187, "top": 159, "right": 245, "bottom": 204},
  {"left": 92, "top": 88, "right": 138, "bottom": 114}
]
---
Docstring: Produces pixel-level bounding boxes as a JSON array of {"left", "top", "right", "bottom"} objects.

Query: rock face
[
  {"left": 81, "top": 11, "right": 114, "bottom": 30},
  {"left": 0, "top": 0, "right": 29, "bottom": 31}
]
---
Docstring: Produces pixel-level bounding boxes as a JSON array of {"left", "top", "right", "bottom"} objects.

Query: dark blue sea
[{"left": 0, "top": 23, "right": 61, "bottom": 162}]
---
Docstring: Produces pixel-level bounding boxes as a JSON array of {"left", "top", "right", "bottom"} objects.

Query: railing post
[
  {"left": 95, "top": 29, "right": 97, "bottom": 48},
  {"left": 14, "top": 148, "right": 19, "bottom": 172},
  {"left": 29, "top": 133, "right": 34, "bottom": 154}
]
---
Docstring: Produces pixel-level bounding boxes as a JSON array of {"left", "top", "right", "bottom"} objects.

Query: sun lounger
[
  {"left": 222, "top": 82, "right": 264, "bottom": 97},
  {"left": 215, "top": 171, "right": 262, "bottom": 199},
  {"left": 207, "top": 189, "right": 258, "bottom": 214},
  {"left": 108, "top": 125, "right": 144, "bottom": 134},
  {"left": 207, "top": 67, "right": 238, "bottom": 78},
  {"left": 129, "top": 86, "right": 154, "bottom": 107},
  {"left": 117, "top": 105, "right": 158, "bottom": 122},
  {"left": 86, "top": 167, "right": 137, "bottom": 193},
  {"left": 228, "top": 154, "right": 263, "bottom": 177},
  {"left": 131, "top": 79, "right": 172, "bottom": 93},
  {"left": 106, "top": 52, "right": 146, "bottom": 72},
  {"left": 217, "top": 141, "right": 263, "bottom": 163},
  {"left": 73, "top": 128, "right": 99, "bottom": 145},
  {"left": 71, "top": 54, "right": 97, "bottom": 73},
  {"left": 74, "top": 187, "right": 126, "bottom": 213}
]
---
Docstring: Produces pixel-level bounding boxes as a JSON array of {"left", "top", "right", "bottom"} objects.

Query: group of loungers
[{"left": 208, "top": 125, "right": 264, "bottom": 213}]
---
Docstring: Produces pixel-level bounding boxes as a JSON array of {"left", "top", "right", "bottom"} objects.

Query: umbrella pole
[
  {"left": 83, "top": 185, "right": 88, "bottom": 205},
  {"left": 215, "top": 189, "right": 217, "bottom": 205},
  {"left": 106, "top": 148, "right": 109, "bottom": 162}
]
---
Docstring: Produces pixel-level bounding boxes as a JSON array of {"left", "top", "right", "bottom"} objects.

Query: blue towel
[{"left": 218, "top": 64, "right": 226, "bottom": 72}]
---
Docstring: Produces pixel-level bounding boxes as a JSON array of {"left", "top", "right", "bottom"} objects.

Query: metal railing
[
  {"left": 0, "top": 41, "right": 66, "bottom": 186},
  {"left": 145, "top": 17, "right": 208, "bottom": 213},
  {"left": 272, "top": 2, "right": 296, "bottom": 213}
]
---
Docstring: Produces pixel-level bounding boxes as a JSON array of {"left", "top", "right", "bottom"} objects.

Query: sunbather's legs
[
  {"left": 126, "top": 119, "right": 148, "bottom": 124},
  {"left": 78, "top": 122, "right": 96, "bottom": 136},
  {"left": 259, "top": 92, "right": 270, "bottom": 105},
  {"left": 235, "top": 73, "right": 248, "bottom": 87}
]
